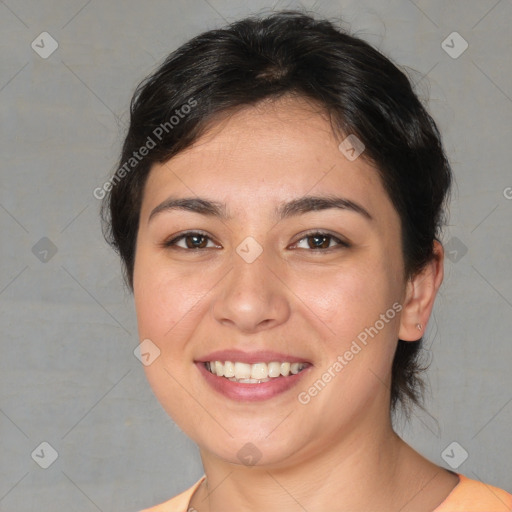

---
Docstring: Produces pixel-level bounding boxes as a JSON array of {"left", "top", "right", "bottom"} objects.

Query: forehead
[
  {"left": 141, "top": 97, "right": 393, "bottom": 224},
  {"left": 184, "top": 96, "right": 345, "bottom": 167}
]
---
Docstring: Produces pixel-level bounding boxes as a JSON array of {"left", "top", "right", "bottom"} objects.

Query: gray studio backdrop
[{"left": 1, "top": 0, "right": 511, "bottom": 510}]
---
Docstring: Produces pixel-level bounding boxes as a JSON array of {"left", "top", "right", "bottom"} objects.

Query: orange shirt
[{"left": 140, "top": 473, "right": 512, "bottom": 512}]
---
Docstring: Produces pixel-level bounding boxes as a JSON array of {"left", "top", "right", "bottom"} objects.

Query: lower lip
[{"left": 195, "top": 362, "right": 311, "bottom": 402}]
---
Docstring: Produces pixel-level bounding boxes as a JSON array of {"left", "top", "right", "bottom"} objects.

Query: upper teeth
[{"left": 206, "top": 361, "right": 306, "bottom": 380}]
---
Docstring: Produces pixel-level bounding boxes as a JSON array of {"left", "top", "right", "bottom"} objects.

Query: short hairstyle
[{"left": 101, "top": 10, "right": 452, "bottom": 417}]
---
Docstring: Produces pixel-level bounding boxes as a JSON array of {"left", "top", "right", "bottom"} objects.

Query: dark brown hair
[{"left": 101, "top": 10, "right": 452, "bottom": 417}]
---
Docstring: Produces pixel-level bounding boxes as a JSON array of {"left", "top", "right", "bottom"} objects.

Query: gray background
[{"left": 1, "top": 0, "right": 511, "bottom": 510}]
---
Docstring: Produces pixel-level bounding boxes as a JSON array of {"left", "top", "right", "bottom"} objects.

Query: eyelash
[{"left": 161, "top": 230, "right": 351, "bottom": 251}]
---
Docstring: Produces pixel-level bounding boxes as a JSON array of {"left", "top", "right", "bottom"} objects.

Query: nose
[{"left": 211, "top": 249, "right": 291, "bottom": 333}]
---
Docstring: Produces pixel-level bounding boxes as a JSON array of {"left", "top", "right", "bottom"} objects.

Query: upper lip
[{"left": 195, "top": 349, "right": 311, "bottom": 365}]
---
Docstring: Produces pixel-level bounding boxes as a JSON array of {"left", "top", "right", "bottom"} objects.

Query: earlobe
[{"left": 398, "top": 241, "right": 444, "bottom": 341}]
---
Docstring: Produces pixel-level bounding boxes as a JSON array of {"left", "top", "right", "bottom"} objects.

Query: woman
[{"left": 101, "top": 11, "right": 512, "bottom": 512}]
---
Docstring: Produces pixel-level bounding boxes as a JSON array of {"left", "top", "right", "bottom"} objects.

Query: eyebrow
[{"left": 148, "top": 194, "right": 373, "bottom": 223}]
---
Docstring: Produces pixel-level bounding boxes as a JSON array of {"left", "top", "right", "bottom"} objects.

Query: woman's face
[{"left": 133, "top": 97, "right": 411, "bottom": 467}]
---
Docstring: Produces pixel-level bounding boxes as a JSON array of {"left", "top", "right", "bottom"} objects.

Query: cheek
[
  {"left": 291, "top": 258, "right": 397, "bottom": 336},
  {"left": 134, "top": 251, "right": 208, "bottom": 342},
  {"left": 133, "top": 254, "right": 208, "bottom": 422},
  {"left": 290, "top": 255, "right": 402, "bottom": 407}
]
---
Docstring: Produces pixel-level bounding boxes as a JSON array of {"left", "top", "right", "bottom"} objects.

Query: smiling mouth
[{"left": 204, "top": 360, "right": 309, "bottom": 383}]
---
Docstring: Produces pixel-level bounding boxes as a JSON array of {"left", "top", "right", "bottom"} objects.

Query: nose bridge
[
  {"left": 212, "top": 242, "right": 290, "bottom": 332},
  {"left": 231, "top": 233, "right": 271, "bottom": 291}
]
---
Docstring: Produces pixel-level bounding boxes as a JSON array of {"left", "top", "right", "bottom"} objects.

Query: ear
[{"left": 398, "top": 240, "right": 444, "bottom": 341}]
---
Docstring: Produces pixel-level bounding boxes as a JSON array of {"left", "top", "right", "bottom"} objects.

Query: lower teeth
[{"left": 227, "top": 377, "right": 271, "bottom": 383}]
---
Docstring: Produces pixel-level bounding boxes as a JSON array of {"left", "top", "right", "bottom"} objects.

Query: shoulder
[
  {"left": 138, "top": 476, "right": 206, "bottom": 512},
  {"left": 434, "top": 473, "right": 512, "bottom": 512}
]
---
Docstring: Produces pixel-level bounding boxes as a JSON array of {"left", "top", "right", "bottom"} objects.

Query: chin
[{"left": 204, "top": 439, "right": 300, "bottom": 468}]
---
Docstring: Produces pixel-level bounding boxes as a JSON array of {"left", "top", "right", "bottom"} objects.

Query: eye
[
  {"left": 162, "top": 231, "right": 220, "bottom": 250},
  {"left": 292, "top": 231, "right": 350, "bottom": 250},
  {"left": 161, "top": 230, "right": 350, "bottom": 251}
]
